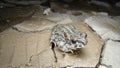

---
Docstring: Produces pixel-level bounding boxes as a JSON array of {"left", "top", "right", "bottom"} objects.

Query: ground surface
[{"left": 0, "top": 2, "right": 120, "bottom": 68}]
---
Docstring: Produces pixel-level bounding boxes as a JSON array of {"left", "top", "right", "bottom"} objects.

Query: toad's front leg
[{"left": 51, "top": 42, "right": 57, "bottom": 62}]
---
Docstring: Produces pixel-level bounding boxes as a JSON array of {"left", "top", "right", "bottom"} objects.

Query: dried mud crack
[
  {"left": 96, "top": 39, "right": 108, "bottom": 68},
  {"left": 85, "top": 23, "right": 104, "bottom": 68},
  {"left": 12, "top": 26, "right": 51, "bottom": 33}
]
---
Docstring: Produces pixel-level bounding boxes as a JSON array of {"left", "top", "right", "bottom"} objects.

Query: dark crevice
[
  {"left": 96, "top": 40, "right": 106, "bottom": 68},
  {"left": 85, "top": 23, "right": 103, "bottom": 40},
  {"left": 25, "top": 55, "right": 33, "bottom": 66},
  {"left": 12, "top": 26, "right": 50, "bottom": 33},
  {"left": 85, "top": 23, "right": 95, "bottom": 32},
  {"left": 111, "top": 39, "right": 120, "bottom": 42},
  {"left": 12, "top": 26, "right": 23, "bottom": 32},
  {"left": 84, "top": 23, "right": 109, "bottom": 68},
  {"left": 96, "top": 39, "right": 110, "bottom": 68},
  {"left": 100, "top": 64, "right": 112, "bottom": 68}
]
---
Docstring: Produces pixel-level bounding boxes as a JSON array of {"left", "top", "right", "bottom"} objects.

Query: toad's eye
[{"left": 71, "top": 40, "right": 76, "bottom": 44}]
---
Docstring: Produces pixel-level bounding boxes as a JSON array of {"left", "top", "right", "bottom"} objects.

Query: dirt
[{"left": 0, "top": 5, "right": 37, "bottom": 32}]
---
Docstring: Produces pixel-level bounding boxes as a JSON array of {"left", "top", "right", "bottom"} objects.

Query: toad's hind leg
[{"left": 51, "top": 42, "right": 57, "bottom": 62}]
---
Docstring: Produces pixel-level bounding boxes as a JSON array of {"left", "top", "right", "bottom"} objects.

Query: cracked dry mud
[
  {"left": 0, "top": 2, "right": 120, "bottom": 67},
  {"left": 0, "top": 19, "right": 103, "bottom": 68},
  {"left": 84, "top": 15, "right": 120, "bottom": 68}
]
